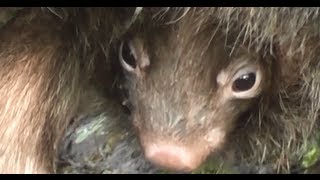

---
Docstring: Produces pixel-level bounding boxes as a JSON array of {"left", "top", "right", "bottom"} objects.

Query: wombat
[
  {"left": 117, "top": 7, "right": 320, "bottom": 173},
  {"left": 1, "top": 7, "right": 320, "bottom": 174}
]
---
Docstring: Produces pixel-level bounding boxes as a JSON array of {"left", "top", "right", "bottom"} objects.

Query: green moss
[
  {"left": 301, "top": 135, "right": 320, "bottom": 169},
  {"left": 157, "top": 170, "right": 172, "bottom": 174},
  {"left": 74, "top": 119, "right": 104, "bottom": 144},
  {"left": 105, "top": 131, "right": 126, "bottom": 151},
  {"left": 192, "top": 159, "right": 238, "bottom": 174},
  {"left": 156, "top": 158, "right": 238, "bottom": 174},
  {"left": 302, "top": 146, "right": 319, "bottom": 169}
]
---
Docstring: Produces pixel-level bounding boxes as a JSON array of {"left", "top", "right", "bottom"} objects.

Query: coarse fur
[
  {"left": 119, "top": 7, "right": 320, "bottom": 173},
  {"left": 1, "top": 7, "right": 319, "bottom": 174},
  {"left": 212, "top": 7, "right": 320, "bottom": 173},
  {"left": 0, "top": 7, "right": 136, "bottom": 173}
]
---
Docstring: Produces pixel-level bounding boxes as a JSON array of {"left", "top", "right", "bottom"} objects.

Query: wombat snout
[{"left": 143, "top": 142, "right": 207, "bottom": 172}]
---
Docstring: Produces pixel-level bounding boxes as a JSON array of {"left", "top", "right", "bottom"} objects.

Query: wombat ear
[{"left": 119, "top": 40, "right": 137, "bottom": 73}]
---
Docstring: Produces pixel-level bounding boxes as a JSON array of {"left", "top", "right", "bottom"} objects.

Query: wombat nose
[{"left": 144, "top": 144, "right": 202, "bottom": 172}]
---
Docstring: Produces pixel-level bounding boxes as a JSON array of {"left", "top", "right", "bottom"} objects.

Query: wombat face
[{"left": 118, "top": 16, "right": 269, "bottom": 172}]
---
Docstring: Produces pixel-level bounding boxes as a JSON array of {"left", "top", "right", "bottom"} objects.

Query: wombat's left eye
[
  {"left": 119, "top": 41, "right": 137, "bottom": 72},
  {"left": 231, "top": 65, "right": 262, "bottom": 99}
]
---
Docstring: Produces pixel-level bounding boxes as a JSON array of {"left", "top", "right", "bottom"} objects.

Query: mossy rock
[{"left": 56, "top": 99, "right": 160, "bottom": 174}]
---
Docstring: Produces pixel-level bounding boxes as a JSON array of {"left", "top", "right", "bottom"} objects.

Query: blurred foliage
[{"left": 300, "top": 134, "right": 320, "bottom": 173}]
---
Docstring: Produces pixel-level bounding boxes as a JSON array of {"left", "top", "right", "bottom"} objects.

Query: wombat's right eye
[
  {"left": 230, "top": 65, "right": 262, "bottom": 99},
  {"left": 119, "top": 41, "right": 137, "bottom": 72},
  {"left": 232, "top": 73, "right": 256, "bottom": 92}
]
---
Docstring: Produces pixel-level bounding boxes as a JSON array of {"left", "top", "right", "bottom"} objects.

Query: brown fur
[
  {"left": 0, "top": 7, "right": 319, "bottom": 174},
  {"left": 118, "top": 7, "right": 320, "bottom": 173},
  {"left": 0, "top": 7, "right": 135, "bottom": 173}
]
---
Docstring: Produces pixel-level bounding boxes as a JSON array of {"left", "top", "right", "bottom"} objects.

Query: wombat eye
[
  {"left": 231, "top": 65, "right": 262, "bottom": 99},
  {"left": 119, "top": 41, "right": 137, "bottom": 72},
  {"left": 232, "top": 73, "right": 256, "bottom": 92}
]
